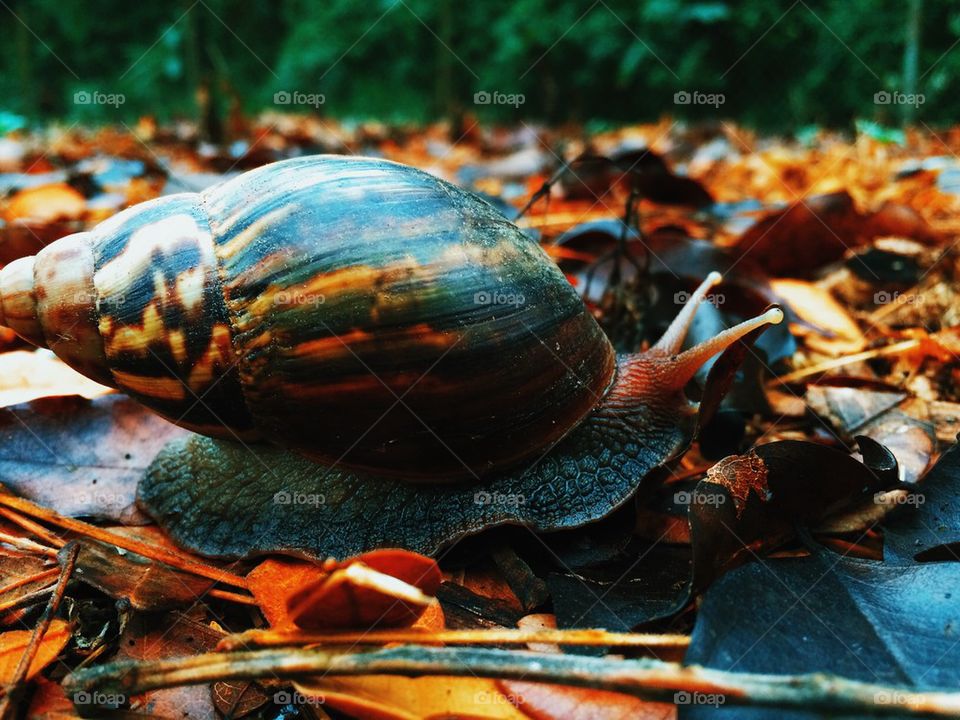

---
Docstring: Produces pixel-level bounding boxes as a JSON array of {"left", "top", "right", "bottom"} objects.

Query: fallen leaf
[
  {"left": 688, "top": 439, "right": 894, "bottom": 590},
  {"left": 770, "top": 279, "right": 865, "bottom": 355},
  {"left": 731, "top": 192, "right": 861, "bottom": 276},
  {"left": 0, "top": 351, "right": 110, "bottom": 408},
  {"left": 684, "top": 547, "right": 960, "bottom": 720},
  {"left": 805, "top": 382, "right": 907, "bottom": 435},
  {"left": 0, "top": 394, "right": 187, "bottom": 522},
  {"left": 246, "top": 557, "right": 329, "bottom": 629},
  {"left": 0, "top": 619, "right": 70, "bottom": 683},
  {"left": 26, "top": 677, "right": 80, "bottom": 719},
  {"left": 66, "top": 527, "right": 216, "bottom": 610},
  {"left": 883, "top": 438, "right": 960, "bottom": 561},
  {"left": 296, "top": 675, "right": 530, "bottom": 719},
  {"left": 3, "top": 183, "right": 86, "bottom": 223},
  {"left": 498, "top": 680, "right": 675, "bottom": 720},
  {"left": 113, "top": 609, "right": 220, "bottom": 718},
  {"left": 288, "top": 549, "right": 441, "bottom": 630}
]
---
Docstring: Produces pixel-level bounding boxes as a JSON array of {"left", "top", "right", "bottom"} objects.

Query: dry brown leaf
[
  {"left": 70, "top": 526, "right": 216, "bottom": 610},
  {"left": 3, "top": 184, "right": 86, "bottom": 223},
  {"left": 297, "top": 676, "right": 529, "bottom": 720},
  {"left": 771, "top": 279, "right": 866, "bottom": 355},
  {"left": 115, "top": 609, "right": 220, "bottom": 718},
  {"left": 517, "top": 614, "right": 561, "bottom": 654},
  {"left": 246, "top": 557, "right": 329, "bottom": 629},
  {"left": 288, "top": 549, "right": 442, "bottom": 631},
  {"left": 0, "top": 350, "right": 110, "bottom": 408},
  {"left": 0, "top": 619, "right": 70, "bottom": 683},
  {"left": 497, "top": 680, "right": 676, "bottom": 720},
  {"left": 26, "top": 676, "right": 80, "bottom": 719}
]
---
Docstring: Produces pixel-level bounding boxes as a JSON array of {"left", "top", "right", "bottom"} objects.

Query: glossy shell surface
[{"left": 1, "top": 156, "right": 617, "bottom": 480}]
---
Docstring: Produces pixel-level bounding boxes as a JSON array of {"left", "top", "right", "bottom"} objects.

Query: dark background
[{"left": 0, "top": 0, "right": 948, "bottom": 131}]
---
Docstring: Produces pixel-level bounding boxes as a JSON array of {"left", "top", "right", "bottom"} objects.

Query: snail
[{"left": 0, "top": 155, "right": 782, "bottom": 484}]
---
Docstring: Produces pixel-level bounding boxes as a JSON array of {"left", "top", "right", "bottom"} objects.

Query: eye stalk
[{"left": 627, "top": 272, "right": 784, "bottom": 393}]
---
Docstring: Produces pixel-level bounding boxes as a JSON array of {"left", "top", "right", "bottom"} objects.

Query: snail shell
[{"left": 0, "top": 156, "right": 616, "bottom": 480}]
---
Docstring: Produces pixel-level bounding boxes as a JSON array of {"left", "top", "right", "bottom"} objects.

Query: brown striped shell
[{"left": 0, "top": 156, "right": 616, "bottom": 481}]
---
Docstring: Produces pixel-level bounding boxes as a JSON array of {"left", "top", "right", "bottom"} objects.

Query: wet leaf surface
[
  {"left": 0, "top": 395, "right": 188, "bottom": 522},
  {"left": 683, "top": 547, "right": 960, "bottom": 720},
  {"left": 882, "top": 438, "right": 960, "bottom": 562},
  {"left": 0, "top": 619, "right": 70, "bottom": 683},
  {"left": 65, "top": 527, "right": 216, "bottom": 611},
  {"left": 688, "top": 439, "right": 894, "bottom": 591}
]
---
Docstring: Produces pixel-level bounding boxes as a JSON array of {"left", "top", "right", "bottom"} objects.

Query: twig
[
  {"left": 0, "top": 584, "right": 55, "bottom": 615},
  {"left": 0, "top": 507, "right": 66, "bottom": 549},
  {"left": 218, "top": 627, "right": 690, "bottom": 652},
  {"left": 0, "top": 543, "right": 79, "bottom": 717},
  {"left": 64, "top": 645, "right": 960, "bottom": 717},
  {"left": 0, "top": 567, "right": 60, "bottom": 598},
  {"left": 208, "top": 588, "right": 259, "bottom": 606},
  {"left": 770, "top": 339, "right": 922, "bottom": 385},
  {"left": 0, "top": 493, "right": 248, "bottom": 590},
  {"left": 0, "top": 532, "right": 58, "bottom": 558}
]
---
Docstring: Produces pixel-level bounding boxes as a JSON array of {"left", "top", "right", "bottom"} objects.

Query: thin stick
[
  {"left": 0, "top": 543, "right": 79, "bottom": 717},
  {"left": 770, "top": 339, "right": 921, "bottom": 385},
  {"left": 0, "top": 494, "right": 248, "bottom": 590},
  {"left": 0, "top": 532, "right": 58, "bottom": 558},
  {"left": 219, "top": 628, "right": 691, "bottom": 652},
  {"left": 64, "top": 645, "right": 960, "bottom": 717},
  {"left": 0, "top": 567, "right": 59, "bottom": 597},
  {"left": 0, "top": 508, "right": 66, "bottom": 549},
  {"left": 208, "top": 588, "right": 259, "bottom": 606},
  {"left": 0, "top": 585, "right": 55, "bottom": 615}
]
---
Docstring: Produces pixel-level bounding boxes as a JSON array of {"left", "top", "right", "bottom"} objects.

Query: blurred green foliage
[{"left": 0, "top": 0, "right": 953, "bottom": 130}]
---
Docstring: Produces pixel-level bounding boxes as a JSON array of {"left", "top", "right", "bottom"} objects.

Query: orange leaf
[
  {"left": 26, "top": 677, "right": 80, "bottom": 719},
  {"left": 246, "top": 557, "right": 330, "bottom": 629},
  {"left": 288, "top": 549, "right": 441, "bottom": 630},
  {"left": 296, "top": 676, "right": 529, "bottom": 720},
  {"left": 4, "top": 184, "right": 86, "bottom": 223},
  {"left": 0, "top": 619, "right": 71, "bottom": 684},
  {"left": 498, "top": 680, "right": 676, "bottom": 720}
]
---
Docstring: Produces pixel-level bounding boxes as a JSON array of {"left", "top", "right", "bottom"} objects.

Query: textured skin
[
  {"left": 0, "top": 156, "right": 615, "bottom": 479},
  {"left": 138, "top": 357, "right": 696, "bottom": 559}
]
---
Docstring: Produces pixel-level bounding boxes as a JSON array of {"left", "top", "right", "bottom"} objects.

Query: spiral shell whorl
[{"left": 0, "top": 194, "right": 256, "bottom": 440}]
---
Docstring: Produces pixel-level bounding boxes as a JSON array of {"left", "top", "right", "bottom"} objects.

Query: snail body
[{"left": 0, "top": 155, "right": 781, "bottom": 483}]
